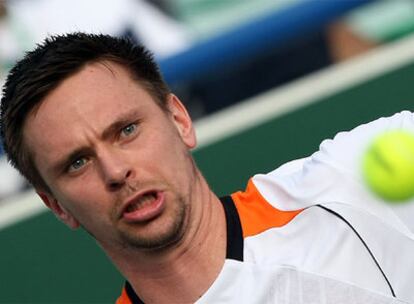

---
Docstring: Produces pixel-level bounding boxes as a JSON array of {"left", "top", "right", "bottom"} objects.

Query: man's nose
[{"left": 99, "top": 148, "right": 133, "bottom": 191}]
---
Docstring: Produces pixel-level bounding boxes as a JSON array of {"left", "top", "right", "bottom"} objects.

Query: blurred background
[{"left": 2, "top": 0, "right": 414, "bottom": 302}]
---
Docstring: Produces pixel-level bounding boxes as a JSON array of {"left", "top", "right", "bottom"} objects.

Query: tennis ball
[{"left": 363, "top": 130, "right": 414, "bottom": 202}]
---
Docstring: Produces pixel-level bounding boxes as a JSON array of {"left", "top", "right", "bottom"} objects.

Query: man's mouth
[
  {"left": 122, "top": 190, "right": 165, "bottom": 223},
  {"left": 125, "top": 192, "right": 157, "bottom": 212}
]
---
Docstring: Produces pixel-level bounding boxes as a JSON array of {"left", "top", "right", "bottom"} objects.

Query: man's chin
[
  {"left": 118, "top": 204, "right": 187, "bottom": 252},
  {"left": 118, "top": 223, "right": 185, "bottom": 252}
]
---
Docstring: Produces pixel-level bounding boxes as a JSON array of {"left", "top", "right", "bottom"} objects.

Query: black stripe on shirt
[
  {"left": 219, "top": 196, "right": 244, "bottom": 261},
  {"left": 316, "top": 204, "right": 396, "bottom": 297},
  {"left": 125, "top": 281, "right": 143, "bottom": 304}
]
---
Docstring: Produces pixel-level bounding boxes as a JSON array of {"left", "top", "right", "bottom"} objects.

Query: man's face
[{"left": 24, "top": 61, "right": 197, "bottom": 252}]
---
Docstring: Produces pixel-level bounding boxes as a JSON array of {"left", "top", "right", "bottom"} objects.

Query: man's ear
[
  {"left": 167, "top": 94, "right": 197, "bottom": 149},
  {"left": 37, "top": 191, "right": 80, "bottom": 229}
]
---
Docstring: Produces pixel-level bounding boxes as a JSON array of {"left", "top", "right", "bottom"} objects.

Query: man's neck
[{"left": 108, "top": 176, "right": 227, "bottom": 303}]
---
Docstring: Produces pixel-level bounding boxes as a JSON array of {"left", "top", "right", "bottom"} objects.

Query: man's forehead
[{"left": 28, "top": 61, "right": 147, "bottom": 118}]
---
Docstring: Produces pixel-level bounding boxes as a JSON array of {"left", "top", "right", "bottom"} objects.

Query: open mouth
[
  {"left": 125, "top": 191, "right": 158, "bottom": 213},
  {"left": 122, "top": 190, "right": 165, "bottom": 222}
]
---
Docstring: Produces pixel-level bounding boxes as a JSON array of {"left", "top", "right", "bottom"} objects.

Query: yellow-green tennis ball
[{"left": 363, "top": 130, "right": 414, "bottom": 202}]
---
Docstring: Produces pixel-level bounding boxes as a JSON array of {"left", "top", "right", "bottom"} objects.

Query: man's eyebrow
[{"left": 101, "top": 110, "right": 141, "bottom": 140}]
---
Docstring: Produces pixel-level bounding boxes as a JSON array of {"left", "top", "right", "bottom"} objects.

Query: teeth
[{"left": 126, "top": 192, "right": 156, "bottom": 213}]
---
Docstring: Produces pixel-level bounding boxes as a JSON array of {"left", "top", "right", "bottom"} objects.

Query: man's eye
[
  {"left": 121, "top": 123, "right": 137, "bottom": 138},
  {"left": 68, "top": 157, "right": 87, "bottom": 172}
]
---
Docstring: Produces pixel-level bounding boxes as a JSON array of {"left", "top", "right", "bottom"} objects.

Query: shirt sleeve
[{"left": 252, "top": 111, "right": 414, "bottom": 236}]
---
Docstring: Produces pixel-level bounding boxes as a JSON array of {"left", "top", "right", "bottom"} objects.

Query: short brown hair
[{"left": 0, "top": 32, "right": 170, "bottom": 191}]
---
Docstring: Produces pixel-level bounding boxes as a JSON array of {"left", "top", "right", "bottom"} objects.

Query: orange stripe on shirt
[
  {"left": 231, "top": 179, "right": 303, "bottom": 238},
  {"left": 116, "top": 287, "right": 131, "bottom": 304}
]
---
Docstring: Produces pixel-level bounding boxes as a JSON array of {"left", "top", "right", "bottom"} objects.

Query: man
[{"left": 0, "top": 33, "right": 413, "bottom": 303}]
